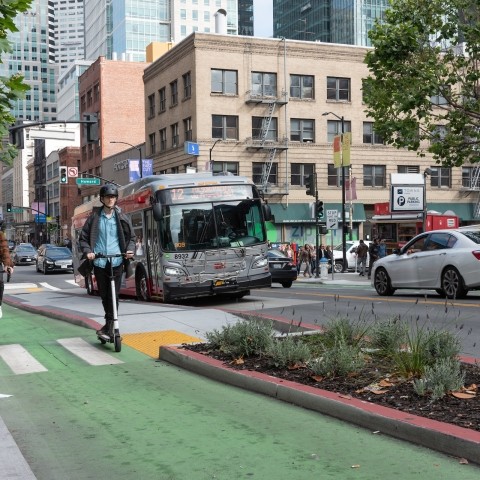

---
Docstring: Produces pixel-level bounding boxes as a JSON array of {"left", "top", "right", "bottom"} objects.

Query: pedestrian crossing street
[{"left": 0, "top": 338, "right": 124, "bottom": 376}]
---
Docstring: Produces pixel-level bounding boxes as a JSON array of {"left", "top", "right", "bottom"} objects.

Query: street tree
[
  {"left": 363, "top": 0, "right": 480, "bottom": 167},
  {"left": 0, "top": 0, "right": 33, "bottom": 166}
]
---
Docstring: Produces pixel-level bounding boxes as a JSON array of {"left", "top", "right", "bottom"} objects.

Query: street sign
[
  {"left": 68, "top": 166, "right": 78, "bottom": 177},
  {"left": 11, "top": 208, "right": 23, "bottom": 213},
  {"left": 326, "top": 209, "right": 339, "bottom": 230},
  {"left": 184, "top": 141, "right": 199, "bottom": 155},
  {"left": 76, "top": 178, "right": 101, "bottom": 185}
]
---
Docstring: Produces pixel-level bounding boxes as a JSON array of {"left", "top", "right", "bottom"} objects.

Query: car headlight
[
  {"left": 163, "top": 266, "right": 186, "bottom": 276},
  {"left": 46, "top": 259, "right": 54, "bottom": 264},
  {"left": 252, "top": 256, "right": 268, "bottom": 268}
]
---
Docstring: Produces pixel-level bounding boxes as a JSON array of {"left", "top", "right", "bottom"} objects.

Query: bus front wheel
[{"left": 136, "top": 268, "right": 151, "bottom": 302}]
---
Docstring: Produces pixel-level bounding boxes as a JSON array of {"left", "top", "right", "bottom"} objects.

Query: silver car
[{"left": 371, "top": 226, "right": 480, "bottom": 299}]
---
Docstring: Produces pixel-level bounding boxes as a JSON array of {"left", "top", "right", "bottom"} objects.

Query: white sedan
[{"left": 371, "top": 226, "right": 480, "bottom": 299}]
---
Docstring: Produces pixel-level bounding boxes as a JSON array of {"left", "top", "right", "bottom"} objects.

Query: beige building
[{"left": 143, "top": 32, "right": 478, "bottom": 246}]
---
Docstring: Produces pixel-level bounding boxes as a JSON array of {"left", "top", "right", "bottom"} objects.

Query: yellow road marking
[{"left": 122, "top": 331, "right": 201, "bottom": 358}]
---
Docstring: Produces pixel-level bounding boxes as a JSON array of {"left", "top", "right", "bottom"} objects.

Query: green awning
[
  {"left": 426, "top": 203, "right": 474, "bottom": 221},
  {"left": 269, "top": 203, "right": 366, "bottom": 224}
]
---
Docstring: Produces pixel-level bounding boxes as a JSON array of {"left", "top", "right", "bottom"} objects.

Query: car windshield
[
  {"left": 333, "top": 242, "right": 355, "bottom": 252},
  {"left": 268, "top": 249, "right": 288, "bottom": 258},
  {"left": 17, "top": 246, "right": 36, "bottom": 253},
  {"left": 46, "top": 247, "right": 71, "bottom": 256}
]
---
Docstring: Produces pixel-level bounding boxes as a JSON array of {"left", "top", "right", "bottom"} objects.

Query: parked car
[
  {"left": 371, "top": 226, "right": 480, "bottom": 299},
  {"left": 36, "top": 245, "right": 74, "bottom": 274},
  {"left": 330, "top": 240, "right": 372, "bottom": 273},
  {"left": 267, "top": 248, "right": 297, "bottom": 288},
  {"left": 12, "top": 244, "right": 38, "bottom": 265}
]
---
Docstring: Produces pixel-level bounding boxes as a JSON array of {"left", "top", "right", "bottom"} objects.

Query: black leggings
[{"left": 93, "top": 264, "right": 123, "bottom": 322}]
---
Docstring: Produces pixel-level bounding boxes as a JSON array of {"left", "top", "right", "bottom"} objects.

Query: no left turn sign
[{"left": 68, "top": 167, "right": 78, "bottom": 178}]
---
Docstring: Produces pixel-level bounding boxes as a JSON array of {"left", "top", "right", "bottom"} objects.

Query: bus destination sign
[{"left": 167, "top": 184, "right": 253, "bottom": 203}]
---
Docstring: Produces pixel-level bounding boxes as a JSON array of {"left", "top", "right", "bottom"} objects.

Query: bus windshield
[{"left": 159, "top": 199, "right": 266, "bottom": 251}]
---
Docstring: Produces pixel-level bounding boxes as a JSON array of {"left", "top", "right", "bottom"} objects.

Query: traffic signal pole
[{"left": 315, "top": 178, "right": 320, "bottom": 278}]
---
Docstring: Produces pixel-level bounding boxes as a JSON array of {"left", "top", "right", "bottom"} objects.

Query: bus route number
[{"left": 174, "top": 253, "right": 189, "bottom": 259}]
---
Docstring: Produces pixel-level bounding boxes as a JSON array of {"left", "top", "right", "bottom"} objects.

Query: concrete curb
[{"left": 160, "top": 345, "right": 480, "bottom": 465}]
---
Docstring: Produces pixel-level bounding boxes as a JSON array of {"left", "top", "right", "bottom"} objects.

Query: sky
[{"left": 254, "top": 0, "right": 273, "bottom": 37}]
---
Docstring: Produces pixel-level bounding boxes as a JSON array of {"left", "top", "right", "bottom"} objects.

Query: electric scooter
[{"left": 94, "top": 253, "right": 125, "bottom": 352}]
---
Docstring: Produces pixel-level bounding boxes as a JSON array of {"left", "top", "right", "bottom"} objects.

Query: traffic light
[
  {"left": 60, "top": 166, "right": 68, "bottom": 184},
  {"left": 316, "top": 200, "right": 324, "bottom": 219},
  {"left": 6, "top": 203, "right": 12, "bottom": 213},
  {"left": 83, "top": 112, "right": 99, "bottom": 142},
  {"left": 305, "top": 173, "right": 316, "bottom": 197},
  {"left": 320, "top": 225, "right": 328, "bottom": 235}
]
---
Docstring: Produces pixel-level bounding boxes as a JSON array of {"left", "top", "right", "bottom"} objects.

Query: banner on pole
[
  {"left": 342, "top": 132, "right": 351, "bottom": 166},
  {"left": 333, "top": 135, "right": 342, "bottom": 168}
]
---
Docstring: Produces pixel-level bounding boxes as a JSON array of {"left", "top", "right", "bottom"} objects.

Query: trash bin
[{"left": 320, "top": 257, "right": 328, "bottom": 280}]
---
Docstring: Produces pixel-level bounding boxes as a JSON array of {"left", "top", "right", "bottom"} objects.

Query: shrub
[
  {"left": 320, "top": 316, "right": 370, "bottom": 350},
  {"left": 267, "top": 336, "right": 312, "bottom": 368},
  {"left": 309, "top": 341, "right": 365, "bottom": 377},
  {"left": 204, "top": 319, "right": 274, "bottom": 358},
  {"left": 369, "top": 317, "right": 408, "bottom": 356},
  {"left": 413, "top": 358, "right": 466, "bottom": 401}
]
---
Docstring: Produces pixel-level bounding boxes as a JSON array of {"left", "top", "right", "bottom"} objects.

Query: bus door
[{"left": 144, "top": 209, "right": 163, "bottom": 296}]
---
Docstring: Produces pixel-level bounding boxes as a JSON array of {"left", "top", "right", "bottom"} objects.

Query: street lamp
[
  {"left": 423, "top": 168, "right": 432, "bottom": 231},
  {"left": 111, "top": 141, "right": 143, "bottom": 179},
  {"left": 323, "top": 111, "right": 347, "bottom": 272},
  {"left": 209, "top": 139, "right": 222, "bottom": 172}
]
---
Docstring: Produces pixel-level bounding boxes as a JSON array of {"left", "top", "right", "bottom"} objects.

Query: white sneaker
[{"left": 0, "top": 306, "right": 3, "bottom": 319}]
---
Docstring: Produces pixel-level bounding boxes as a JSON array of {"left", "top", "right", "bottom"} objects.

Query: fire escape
[
  {"left": 245, "top": 90, "right": 289, "bottom": 196},
  {"left": 470, "top": 165, "right": 480, "bottom": 218}
]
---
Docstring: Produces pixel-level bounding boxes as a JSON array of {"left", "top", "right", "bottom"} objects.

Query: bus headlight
[
  {"left": 164, "top": 266, "right": 186, "bottom": 276},
  {"left": 252, "top": 256, "right": 268, "bottom": 268}
]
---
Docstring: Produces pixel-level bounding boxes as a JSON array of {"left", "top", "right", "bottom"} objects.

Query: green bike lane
[{"left": 1, "top": 304, "right": 480, "bottom": 479}]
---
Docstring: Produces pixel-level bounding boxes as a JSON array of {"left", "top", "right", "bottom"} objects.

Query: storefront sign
[{"left": 390, "top": 185, "right": 424, "bottom": 212}]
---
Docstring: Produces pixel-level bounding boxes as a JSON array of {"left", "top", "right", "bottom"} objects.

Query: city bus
[{"left": 71, "top": 173, "right": 272, "bottom": 302}]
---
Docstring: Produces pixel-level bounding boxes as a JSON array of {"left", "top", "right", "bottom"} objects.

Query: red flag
[{"left": 346, "top": 177, "right": 357, "bottom": 201}]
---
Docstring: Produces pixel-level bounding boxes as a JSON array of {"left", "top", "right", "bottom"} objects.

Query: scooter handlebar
[{"left": 94, "top": 253, "right": 127, "bottom": 259}]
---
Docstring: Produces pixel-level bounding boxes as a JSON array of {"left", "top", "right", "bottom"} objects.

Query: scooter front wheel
[{"left": 114, "top": 334, "right": 122, "bottom": 352}]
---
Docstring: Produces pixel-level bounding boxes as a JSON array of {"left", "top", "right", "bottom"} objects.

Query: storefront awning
[{"left": 269, "top": 203, "right": 366, "bottom": 223}]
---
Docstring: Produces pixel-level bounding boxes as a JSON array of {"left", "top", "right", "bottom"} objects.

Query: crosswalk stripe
[
  {"left": 57, "top": 338, "right": 124, "bottom": 366},
  {"left": 0, "top": 345, "right": 48, "bottom": 375},
  {"left": 39, "top": 282, "right": 61, "bottom": 291}
]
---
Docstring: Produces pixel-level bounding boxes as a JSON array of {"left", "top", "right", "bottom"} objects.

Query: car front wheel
[
  {"left": 441, "top": 267, "right": 468, "bottom": 299},
  {"left": 374, "top": 268, "right": 395, "bottom": 296}
]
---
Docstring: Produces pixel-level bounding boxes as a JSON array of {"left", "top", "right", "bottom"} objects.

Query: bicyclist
[{"left": 78, "top": 184, "right": 135, "bottom": 336}]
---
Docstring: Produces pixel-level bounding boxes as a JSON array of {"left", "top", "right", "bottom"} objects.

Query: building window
[
  {"left": 327, "top": 77, "right": 350, "bottom": 101},
  {"left": 327, "top": 120, "right": 351, "bottom": 142},
  {"left": 159, "top": 87, "right": 166, "bottom": 112},
  {"left": 290, "top": 74, "right": 314, "bottom": 99},
  {"left": 431, "top": 87, "right": 449, "bottom": 106},
  {"left": 430, "top": 167, "right": 451, "bottom": 188},
  {"left": 148, "top": 93, "right": 155, "bottom": 118},
  {"left": 328, "top": 164, "right": 341, "bottom": 187},
  {"left": 398, "top": 165, "right": 420, "bottom": 174},
  {"left": 170, "top": 80, "right": 178, "bottom": 106},
  {"left": 251, "top": 72, "right": 277, "bottom": 97},
  {"left": 431, "top": 124, "right": 447, "bottom": 144},
  {"left": 462, "top": 167, "right": 475, "bottom": 188},
  {"left": 211, "top": 69, "right": 237, "bottom": 94},
  {"left": 363, "top": 122, "right": 384, "bottom": 144},
  {"left": 252, "top": 116, "right": 277, "bottom": 141},
  {"left": 252, "top": 162, "right": 278, "bottom": 185},
  {"left": 290, "top": 119, "right": 314, "bottom": 142},
  {"left": 291, "top": 163, "right": 315, "bottom": 186},
  {"left": 183, "top": 72, "right": 191, "bottom": 99},
  {"left": 171, "top": 123, "right": 179, "bottom": 147},
  {"left": 363, "top": 165, "right": 386, "bottom": 187},
  {"left": 212, "top": 161, "right": 239, "bottom": 175},
  {"left": 184, "top": 117, "right": 193, "bottom": 141},
  {"left": 149, "top": 133, "right": 156, "bottom": 154},
  {"left": 160, "top": 128, "right": 167, "bottom": 151},
  {"left": 212, "top": 115, "right": 239, "bottom": 140}
]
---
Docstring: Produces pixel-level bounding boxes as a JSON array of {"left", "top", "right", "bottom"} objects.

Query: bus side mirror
[
  {"left": 263, "top": 204, "right": 272, "bottom": 221},
  {"left": 152, "top": 203, "right": 163, "bottom": 221}
]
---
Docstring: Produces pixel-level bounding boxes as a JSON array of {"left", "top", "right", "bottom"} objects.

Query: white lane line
[
  {"left": 65, "top": 279, "right": 80, "bottom": 286},
  {"left": 0, "top": 394, "right": 13, "bottom": 398},
  {"left": 39, "top": 282, "right": 61, "bottom": 291},
  {"left": 57, "top": 338, "right": 124, "bottom": 366},
  {"left": 5, "top": 283, "right": 38, "bottom": 290},
  {"left": 0, "top": 345, "right": 48, "bottom": 375}
]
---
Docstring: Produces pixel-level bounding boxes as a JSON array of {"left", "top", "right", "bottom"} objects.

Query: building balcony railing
[
  {"left": 245, "top": 136, "right": 289, "bottom": 150},
  {"left": 244, "top": 90, "right": 288, "bottom": 105}
]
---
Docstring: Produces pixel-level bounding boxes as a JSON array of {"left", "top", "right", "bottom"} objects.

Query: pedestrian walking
[
  {"left": 356, "top": 239, "right": 368, "bottom": 276},
  {"left": 0, "top": 222, "right": 14, "bottom": 318},
  {"left": 299, "top": 244, "right": 312, "bottom": 277},
  {"left": 378, "top": 238, "right": 387, "bottom": 258},
  {"left": 368, "top": 237, "right": 380, "bottom": 279},
  {"left": 78, "top": 184, "right": 136, "bottom": 336}
]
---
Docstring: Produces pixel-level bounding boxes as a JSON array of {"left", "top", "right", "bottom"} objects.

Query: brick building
[{"left": 142, "top": 33, "right": 478, "bottom": 246}]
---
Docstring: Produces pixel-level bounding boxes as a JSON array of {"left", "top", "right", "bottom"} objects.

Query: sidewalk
[{"left": 4, "top": 283, "right": 480, "bottom": 468}]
